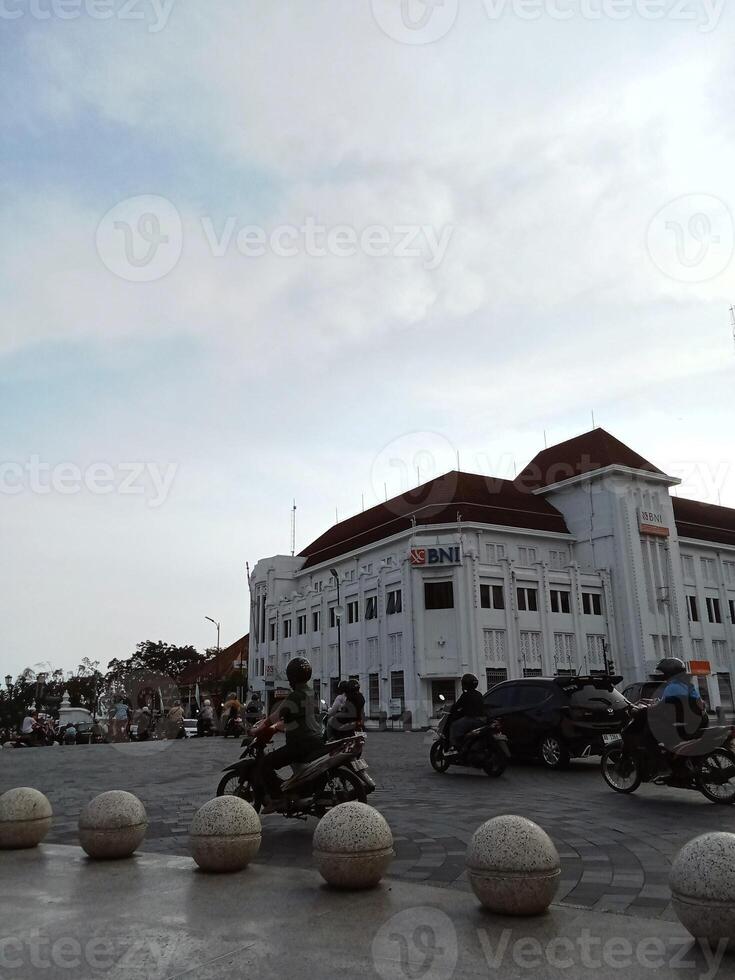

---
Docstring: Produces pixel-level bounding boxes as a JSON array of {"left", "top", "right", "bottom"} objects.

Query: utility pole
[{"left": 290, "top": 500, "right": 297, "bottom": 557}]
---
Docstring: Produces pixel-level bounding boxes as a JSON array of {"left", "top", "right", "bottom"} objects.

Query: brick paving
[{"left": 2, "top": 732, "right": 732, "bottom": 919}]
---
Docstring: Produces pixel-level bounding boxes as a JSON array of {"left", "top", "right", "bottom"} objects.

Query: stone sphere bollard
[
  {"left": 0, "top": 788, "right": 53, "bottom": 849},
  {"left": 466, "top": 815, "right": 560, "bottom": 916},
  {"left": 78, "top": 791, "right": 147, "bottom": 859},
  {"left": 313, "top": 801, "right": 394, "bottom": 889},
  {"left": 189, "top": 796, "right": 262, "bottom": 873},
  {"left": 670, "top": 832, "right": 735, "bottom": 944}
]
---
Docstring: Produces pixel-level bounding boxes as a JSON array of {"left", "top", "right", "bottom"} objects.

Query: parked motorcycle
[
  {"left": 216, "top": 722, "right": 375, "bottom": 818},
  {"left": 601, "top": 702, "right": 735, "bottom": 804},
  {"left": 430, "top": 701, "right": 510, "bottom": 777}
]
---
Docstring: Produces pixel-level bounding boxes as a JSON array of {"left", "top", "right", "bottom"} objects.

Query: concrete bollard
[
  {"left": 670, "top": 832, "right": 735, "bottom": 945},
  {"left": 78, "top": 791, "right": 147, "bottom": 860},
  {"left": 189, "top": 796, "right": 262, "bottom": 873},
  {"left": 466, "top": 815, "right": 560, "bottom": 916},
  {"left": 0, "top": 788, "right": 53, "bottom": 849},
  {"left": 313, "top": 801, "right": 394, "bottom": 889}
]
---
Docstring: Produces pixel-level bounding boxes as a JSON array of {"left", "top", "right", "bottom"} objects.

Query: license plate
[
  {"left": 352, "top": 759, "right": 368, "bottom": 771},
  {"left": 602, "top": 734, "right": 620, "bottom": 744}
]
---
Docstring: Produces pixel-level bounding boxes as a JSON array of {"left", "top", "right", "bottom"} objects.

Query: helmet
[
  {"left": 203, "top": 699, "right": 211, "bottom": 706},
  {"left": 142, "top": 707, "right": 150, "bottom": 714},
  {"left": 337, "top": 680, "right": 349, "bottom": 694},
  {"left": 227, "top": 692, "right": 237, "bottom": 700},
  {"left": 347, "top": 678, "right": 360, "bottom": 691},
  {"left": 461, "top": 673, "right": 479, "bottom": 691},
  {"left": 656, "top": 657, "right": 687, "bottom": 679},
  {"left": 286, "top": 657, "right": 312, "bottom": 686}
]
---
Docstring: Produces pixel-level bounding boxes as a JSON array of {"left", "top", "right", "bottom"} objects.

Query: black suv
[{"left": 483, "top": 675, "right": 629, "bottom": 769}]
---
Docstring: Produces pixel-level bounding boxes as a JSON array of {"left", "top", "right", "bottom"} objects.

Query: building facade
[{"left": 248, "top": 429, "right": 735, "bottom": 727}]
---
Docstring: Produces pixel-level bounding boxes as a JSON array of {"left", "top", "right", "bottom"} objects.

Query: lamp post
[
  {"left": 35, "top": 672, "right": 47, "bottom": 712},
  {"left": 4, "top": 675, "right": 12, "bottom": 692},
  {"left": 205, "top": 616, "right": 221, "bottom": 653},
  {"left": 330, "top": 568, "right": 342, "bottom": 695}
]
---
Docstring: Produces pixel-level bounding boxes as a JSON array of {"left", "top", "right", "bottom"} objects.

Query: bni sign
[
  {"left": 410, "top": 545, "right": 461, "bottom": 566},
  {"left": 638, "top": 509, "right": 670, "bottom": 538}
]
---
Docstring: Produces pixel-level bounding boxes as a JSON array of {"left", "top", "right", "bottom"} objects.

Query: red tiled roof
[
  {"left": 516, "top": 428, "right": 665, "bottom": 491},
  {"left": 299, "top": 471, "right": 569, "bottom": 568},
  {"left": 673, "top": 498, "right": 735, "bottom": 548},
  {"left": 178, "top": 634, "right": 248, "bottom": 684}
]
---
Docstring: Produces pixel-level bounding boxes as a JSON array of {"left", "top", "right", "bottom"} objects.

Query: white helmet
[{"left": 204, "top": 699, "right": 211, "bottom": 706}]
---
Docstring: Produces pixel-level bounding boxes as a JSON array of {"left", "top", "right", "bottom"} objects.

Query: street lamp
[
  {"left": 205, "top": 617, "right": 221, "bottom": 653},
  {"left": 4, "top": 675, "right": 12, "bottom": 691},
  {"left": 330, "top": 568, "right": 342, "bottom": 693}
]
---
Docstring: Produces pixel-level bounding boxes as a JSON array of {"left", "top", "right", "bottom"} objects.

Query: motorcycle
[
  {"left": 601, "top": 701, "right": 735, "bottom": 804},
  {"left": 223, "top": 715, "right": 244, "bottom": 739},
  {"left": 429, "top": 700, "right": 510, "bottom": 777},
  {"left": 216, "top": 721, "right": 376, "bottom": 818}
]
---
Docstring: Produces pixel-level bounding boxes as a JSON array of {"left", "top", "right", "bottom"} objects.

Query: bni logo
[
  {"left": 410, "top": 548, "right": 427, "bottom": 565},
  {"left": 410, "top": 546, "right": 461, "bottom": 565}
]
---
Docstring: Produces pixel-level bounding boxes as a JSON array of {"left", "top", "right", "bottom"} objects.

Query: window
[
  {"left": 701, "top": 558, "right": 716, "bottom": 582},
  {"left": 582, "top": 592, "right": 602, "bottom": 616},
  {"left": 483, "top": 629, "right": 506, "bottom": 664},
  {"left": 390, "top": 671, "right": 405, "bottom": 712},
  {"left": 312, "top": 610, "right": 321, "bottom": 632},
  {"left": 345, "top": 569, "right": 355, "bottom": 582},
  {"left": 681, "top": 555, "right": 695, "bottom": 580},
  {"left": 695, "top": 676, "right": 711, "bottom": 710},
  {"left": 549, "top": 549, "right": 568, "bottom": 570},
  {"left": 718, "top": 673, "right": 734, "bottom": 713},
  {"left": 330, "top": 677, "right": 340, "bottom": 702},
  {"left": 313, "top": 678, "right": 321, "bottom": 703},
  {"left": 424, "top": 581, "right": 454, "bottom": 609},
  {"left": 283, "top": 619, "right": 292, "bottom": 639},
  {"left": 518, "top": 547, "right": 537, "bottom": 566},
  {"left": 329, "top": 606, "right": 337, "bottom": 628},
  {"left": 553, "top": 632, "right": 576, "bottom": 669},
  {"left": 692, "top": 638, "right": 705, "bottom": 659},
  {"left": 724, "top": 562, "right": 735, "bottom": 586},
  {"left": 517, "top": 587, "right": 538, "bottom": 612},
  {"left": 707, "top": 596, "right": 722, "bottom": 624},
  {"left": 523, "top": 668, "right": 543, "bottom": 678},
  {"left": 686, "top": 595, "right": 699, "bottom": 623},
  {"left": 480, "top": 584, "right": 505, "bottom": 610},
  {"left": 713, "top": 640, "right": 728, "bottom": 665},
  {"left": 346, "top": 639, "right": 359, "bottom": 668},
  {"left": 519, "top": 630, "right": 543, "bottom": 667},
  {"left": 586, "top": 634, "right": 607, "bottom": 670},
  {"left": 269, "top": 621, "right": 276, "bottom": 642},
  {"left": 386, "top": 588, "right": 402, "bottom": 614},
  {"left": 347, "top": 600, "right": 359, "bottom": 624},
  {"left": 365, "top": 596, "right": 378, "bottom": 620},
  {"left": 487, "top": 543, "right": 506, "bottom": 563},
  {"left": 369, "top": 674, "right": 380, "bottom": 715},
  {"left": 297, "top": 614, "right": 306, "bottom": 635},
  {"left": 486, "top": 667, "right": 508, "bottom": 689},
  {"left": 730, "top": 599, "right": 735, "bottom": 625},
  {"left": 549, "top": 589, "right": 571, "bottom": 614},
  {"left": 312, "top": 580, "right": 323, "bottom": 593}
]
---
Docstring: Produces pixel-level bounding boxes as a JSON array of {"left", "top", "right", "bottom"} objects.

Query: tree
[{"left": 105, "top": 641, "right": 206, "bottom": 683}]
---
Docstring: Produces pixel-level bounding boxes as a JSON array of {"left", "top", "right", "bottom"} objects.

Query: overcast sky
[{"left": 2, "top": 1, "right": 734, "bottom": 678}]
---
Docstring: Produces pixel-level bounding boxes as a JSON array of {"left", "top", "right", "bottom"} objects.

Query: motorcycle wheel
[
  {"left": 601, "top": 747, "right": 641, "bottom": 794},
  {"left": 216, "top": 773, "right": 261, "bottom": 811},
  {"left": 483, "top": 748, "right": 507, "bottom": 778},
  {"left": 317, "top": 767, "right": 367, "bottom": 810},
  {"left": 539, "top": 734, "right": 571, "bottom": 770},
  {"left": 696, "top": 747, "right": 735, "bottom": 804},
  {"left": 430, "top": 741, "right": 451, "bottom": 773}
]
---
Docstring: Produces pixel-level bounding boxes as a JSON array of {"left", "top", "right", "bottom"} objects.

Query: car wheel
[{"left": 539, "top": 734, "right": 571, "bottom": 770}]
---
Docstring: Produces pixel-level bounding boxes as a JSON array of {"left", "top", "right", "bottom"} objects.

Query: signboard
[
  {"left": 265, "top": 665, "right": 275, "bottom": 678},
  {"left": 388, "top": 698, "right": 403, "bottom": 716},
  {"left": 410, "top": 545, "right": 461, "bottom": 566},
  {"left": 638, "top": 509, "right": 670, "bottom": 538},
  {"left": 688, "top": 660, "right": 711, "bottom": 676}
]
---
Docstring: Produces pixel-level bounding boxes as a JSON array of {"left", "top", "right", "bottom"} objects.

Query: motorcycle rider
[
  {"left": 255, "top": 657, "right": 324, "bottom": 811},
  {"left": 445, "top": 674, "right": 485, "bottom": 754},
  {"left": 649, "top": 657, "right": 708, "bottom": 776}
]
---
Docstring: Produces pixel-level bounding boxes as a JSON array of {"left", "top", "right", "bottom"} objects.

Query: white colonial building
[{"left": 248, "top": 429, "right": 735, "bottom": 727}]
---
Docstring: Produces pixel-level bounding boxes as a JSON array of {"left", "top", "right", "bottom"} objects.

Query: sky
[{"left": 2, "top": 0, "right": 734, "bottom": 678}]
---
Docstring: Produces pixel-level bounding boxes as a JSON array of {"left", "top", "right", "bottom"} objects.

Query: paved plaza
[{"left": 2, "top": 731, "right": 734, "bottom": 922}]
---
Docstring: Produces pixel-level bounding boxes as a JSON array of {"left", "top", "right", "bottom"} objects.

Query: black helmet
[
  {"left": 347, "top": 678, "right": 360, "bottom": 691},
  {"left": 337, "top": 680, "right": 349, "bottom": 694},
  {"left": 461, "top": 673, "right": 479, "bottom": 691},
  {"left": 656, "top": 657, "right": 687, "bottom": 679},
  {"left": 286, "top": 657, "right": 312, "bottom": 686}
]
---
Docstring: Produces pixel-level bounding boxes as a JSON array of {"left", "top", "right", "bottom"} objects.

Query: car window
[
  {"left": 483, "top": 685, "right": 517, "bottom": 709},
  {"left": 569, "top": 686, "right": 628, "bottom": 710},
  {"left": 514, "top": 684, "right": 553, "bottom": 708}
]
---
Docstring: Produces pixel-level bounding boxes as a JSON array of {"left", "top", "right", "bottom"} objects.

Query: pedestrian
[
  {"left": 167, "top": 700, "right": 185, "bottom": 739},
  {"left": 20, "top": 710, "right": 40, "bottom": 747},
  {"left": 113, "top": 699, "right": 129, "bottom": 742}
]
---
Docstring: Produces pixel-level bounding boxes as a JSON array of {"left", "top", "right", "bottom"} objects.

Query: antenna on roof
[
  {"left": 456, "top": 450, "right": 461, "bottom": 471},
  {"left": 384, "top": 482, "right": 388, "bottom": 502},
  {"left": 290, "top": 500, "right": 297, "bottom": 557},
  {"left": 513, "top": 459, "right": 517, "bottom": 478},
  {"left": 361, "top": 493, "right": 365, "bottom": 512},
  {"left": 543, "top": 430, "right": 548, "bottom": 449},
  {"left": 591, "top": 410, "right": 596, "bottom": 429},
  {"left": 335, "top": 507, "right": 339, "bottom": 524},
  {"left": 730, "top": 305, "right": 735, "bottom": 350},
  {"left": 416, "top": 465, "right": 421, "bottom": 486}
]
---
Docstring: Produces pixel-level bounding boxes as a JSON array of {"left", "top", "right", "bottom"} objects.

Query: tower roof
[{"left": 515, "top": 427, "right": 665, "bottom": 491}]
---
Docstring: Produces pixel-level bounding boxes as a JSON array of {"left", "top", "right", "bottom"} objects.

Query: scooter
[
  {"left": 601, "top": 702, "right": 735, "bottom": 804},
  {"left": 216, "top": 720, "right": 375, "bottom": 818},
  {"left": 430, "top": 697, "right": 510, "bottom": 777}
]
